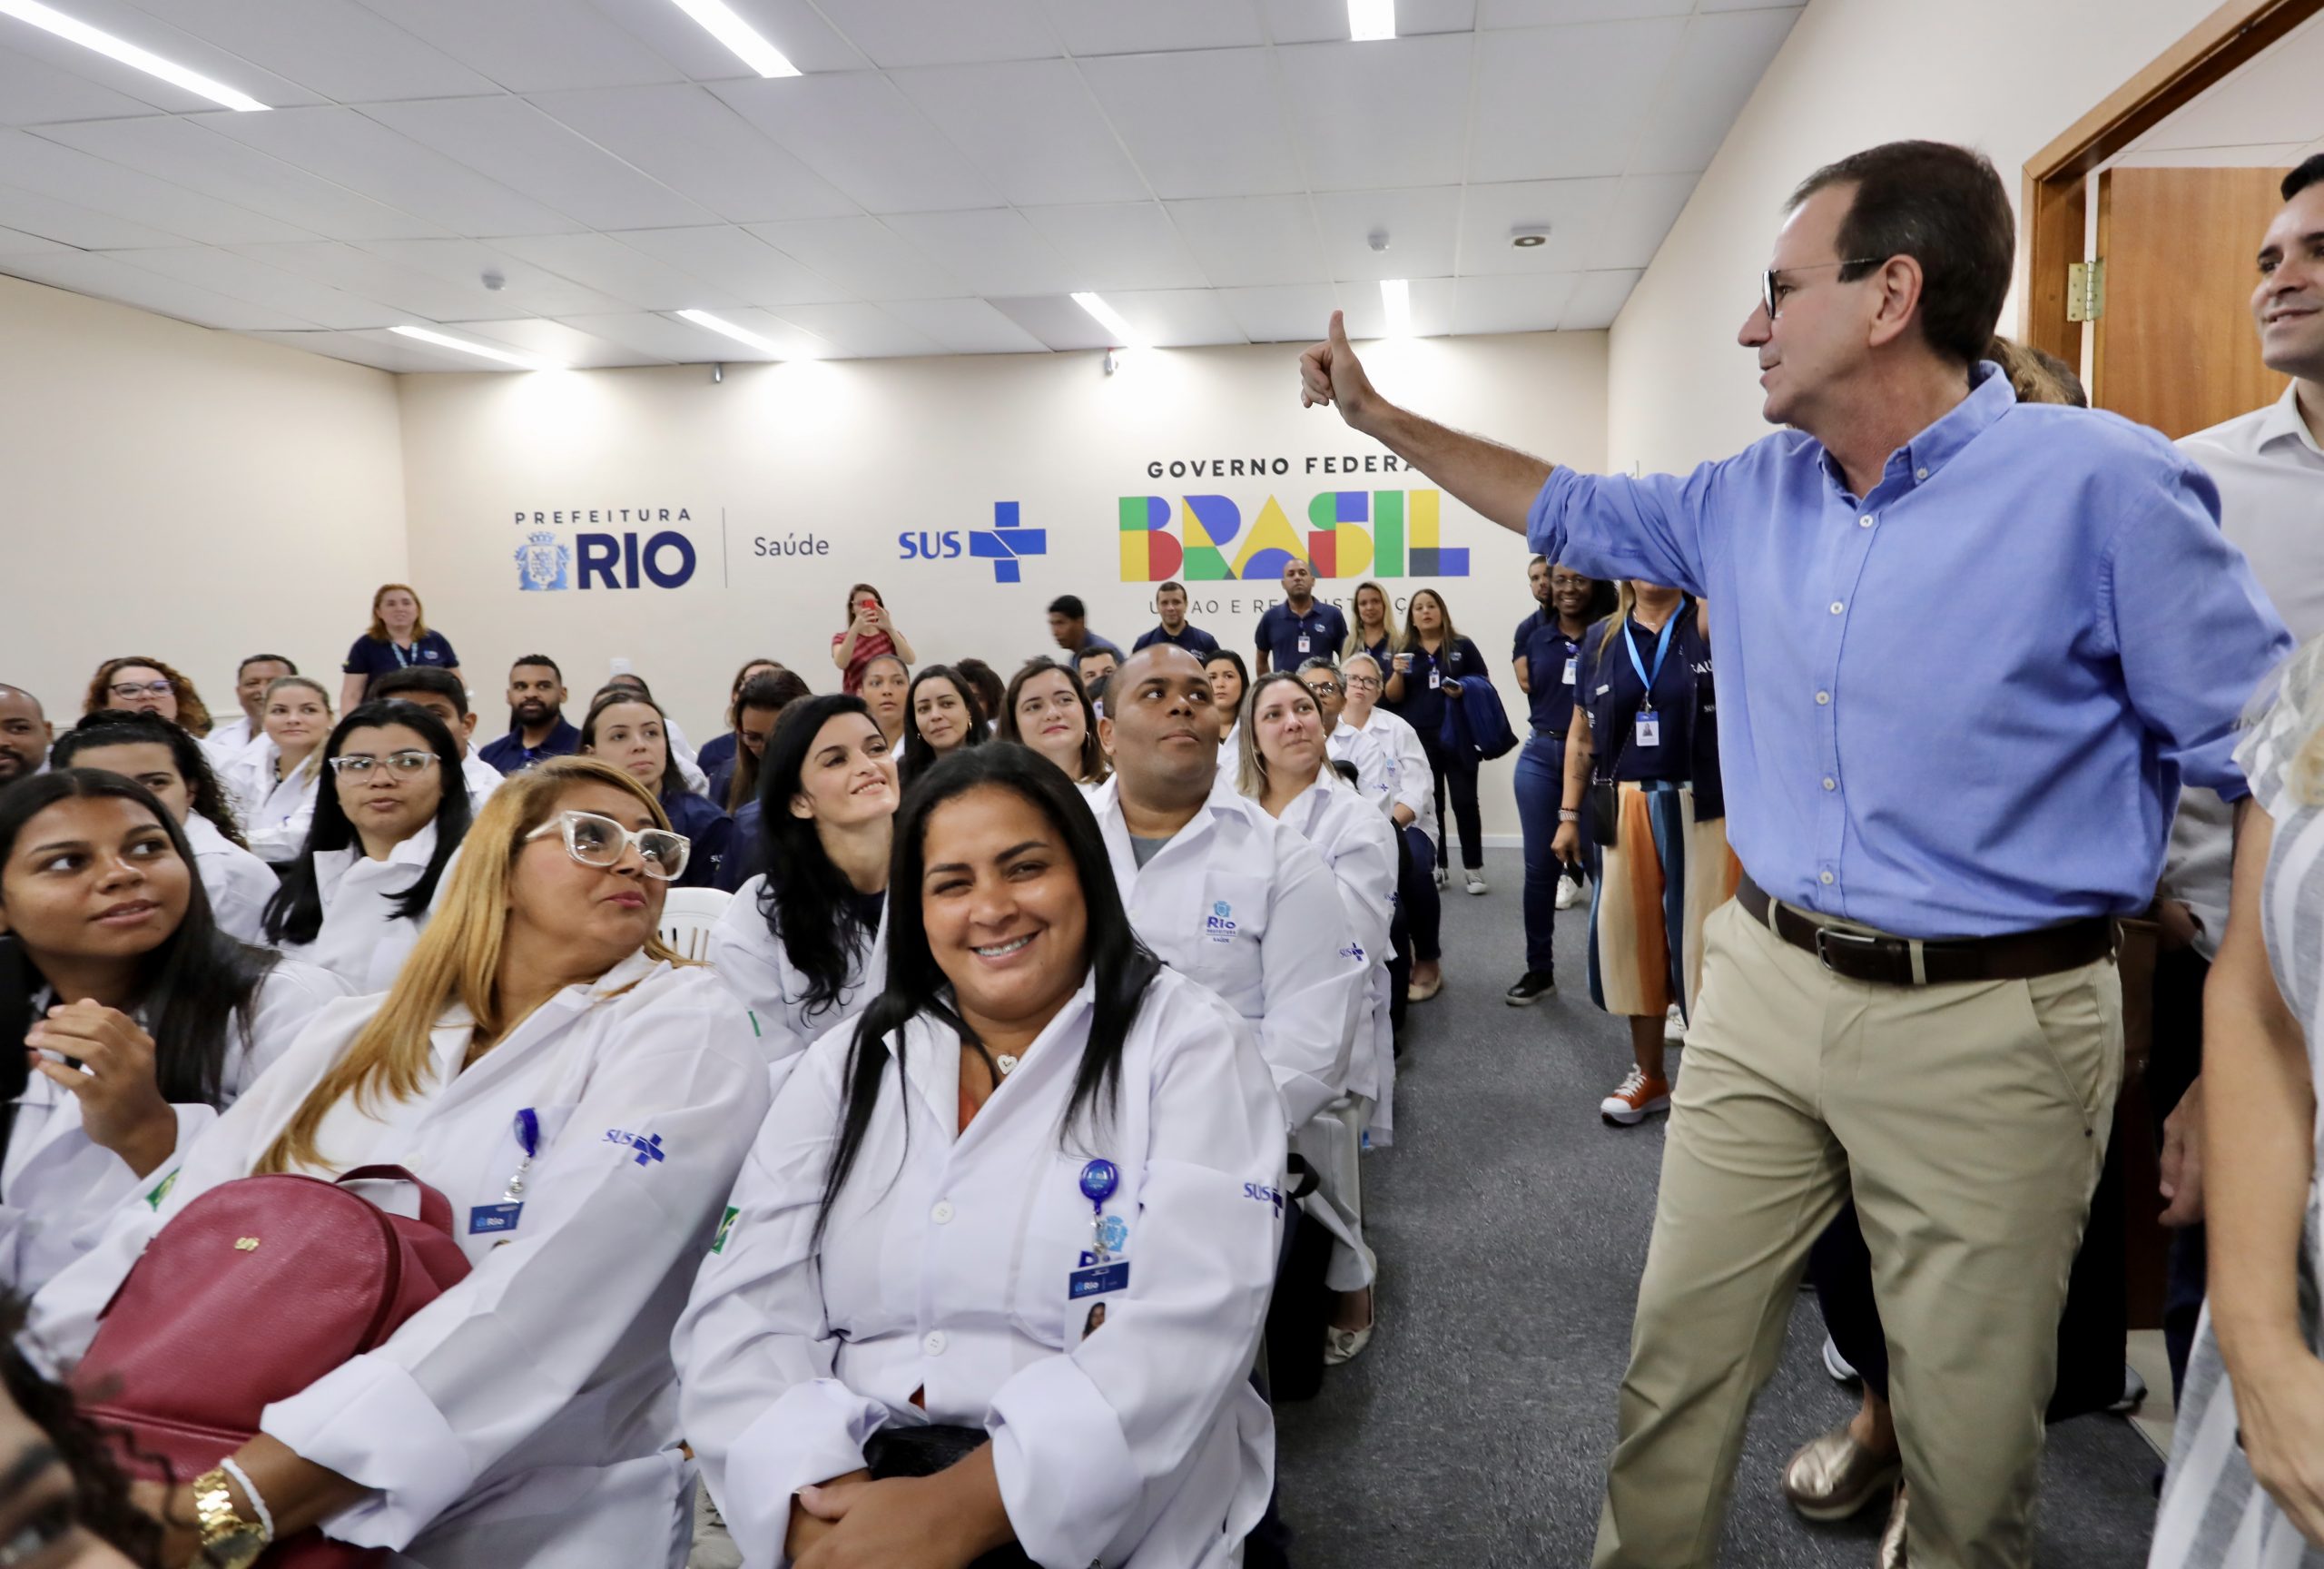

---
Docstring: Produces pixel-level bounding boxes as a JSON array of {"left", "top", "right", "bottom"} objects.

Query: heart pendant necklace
[{"left": 994, "top": 1054, "right": 1020, "bottom": 1077}]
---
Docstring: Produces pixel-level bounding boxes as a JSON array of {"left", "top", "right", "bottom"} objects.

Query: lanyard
[
  {"left": 1622, "top": 614, "right": 1677, "bottom": 710},
  {"left": 389, "top": 639, "right": 416, "bottom": 667}
]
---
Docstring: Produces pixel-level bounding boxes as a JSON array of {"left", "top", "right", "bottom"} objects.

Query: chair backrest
[{"left": 660, "top": 885, "right": 731, "bottom": 963}]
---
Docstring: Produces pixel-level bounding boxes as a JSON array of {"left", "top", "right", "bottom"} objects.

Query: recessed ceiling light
[
  {"left": 0, "top": 0, "right": 268, "bottom": 110},
  {"left": 1512, "top": 231, "right": 1550, "bottom": 248},
  {"left": 677, "top": 308, "right": 780, "bottom": 354},
  {"left": 1380, "top": 278, "right": 1412, "bottom": 338},
  {"left": 1348, "top": 0, "right": 1395, "bottom": 42},
  {"left": 1071, "top": 291, "right": 1145, "bottom": 350},
  {"left": 389, "top": 324, "right": 562, "bottom": 371},
  {"left": 665, "top": 0, "right": 799, "bottom": 77}
]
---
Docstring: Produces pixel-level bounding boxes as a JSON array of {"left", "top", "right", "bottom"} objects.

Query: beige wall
[
  {"left": 1603, "top": 0, "right": 2231, "bottom": 475},
  {"left": 0, "top": 274, "right": 408, "bottom": 733},
  {"left": 398, "top": 331, "right": 1608, "bottom": 838}
]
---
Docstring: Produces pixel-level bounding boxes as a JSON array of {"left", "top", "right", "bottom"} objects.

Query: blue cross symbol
[
  {"left": 969, "top": 501, "right": 1046, "bottom": 584},
  {"left": 631, "top": 1133, "right": 665, "bottom": 1168}
]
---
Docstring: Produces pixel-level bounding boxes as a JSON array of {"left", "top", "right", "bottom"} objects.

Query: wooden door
[{"left": 2093, "top": 166, "right": 2290, "bottom": 438}]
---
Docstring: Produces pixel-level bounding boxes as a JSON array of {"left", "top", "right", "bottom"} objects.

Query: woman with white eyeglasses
[
  {"left": 260, "top": 701, "right": 473, "bottom": 992},
  {"left": 31, "top": 756, "right": 770, "bottom": 1569}
]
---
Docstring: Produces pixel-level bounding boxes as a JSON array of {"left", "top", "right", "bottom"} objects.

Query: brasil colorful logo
[{"left": 1119, "top": 488, "right": 1470, "bottom": 582}]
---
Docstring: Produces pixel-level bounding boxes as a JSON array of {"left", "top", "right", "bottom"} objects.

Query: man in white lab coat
[{"left": 1088, "top": 646, "right": 1365, "bottom": 1132}]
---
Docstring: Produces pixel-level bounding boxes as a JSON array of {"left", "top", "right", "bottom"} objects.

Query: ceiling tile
[
  {"left": 675, "top": 305, "right": 835, "bottom": 358},
  {"left": 1260, "top": 0, "right": 1477, "bottom": 43},
  {"left": 892, "top": 59, "right": 1147, "bottom": 206},
  {"left": 1630, "top": 8, "right": 1798, "bottom": 174},
  {"left": 1166, "top": 194, "right": 1328, "bottom": 287},
  {"left": 0, "top": 184, "right": 187, "bottom": 249},
  {"left": 1452, "top": 271, "right": 1578, "bottom": 333},
  {"left": 0, "top": 44, "right": 167, "bottom": 126},
  {"left": 33, "top": 117, "right": 448, "bottom": 242},
  {"left": 1216, "top": 282, "right": 1341, "bottom": 343},
  {"left": 490, "top": 231, "right": 743, "bottom": 311},
  {"left": 1103, "top": 289, "right": 1247, "bottom": 347},
  {"left": 1311, "top": 186, "right": 1459, "bottom": 281},
  {"left": 0, "top": 249, "right": 319, "bottom": 329},
  {"left": 608, "top": 224, "right": 846, "bottom": 305},
  {"left": 358, "top": 237, "right": 637, "bottom": 315},
  {"left": 199, "top": 107, "right": 576, "bottom": 237},
  {"left": 0, "top": 0, "right": 324, "bottom": 111},
  {"left": 234, "top": 240, "right": 535, "bottom": 319},
  {"left": 1561, "top": 266, "right": 1640, "bottom": 329},
  {"left": 988, "top": 294, "right": 1114, "bottom": 351},
  {"left": 107, "top": 245, "right": 403, "bottom": 329},
  {"left": 744, "top": 214, "right": 960, "bottom": 299},
  {"left": 1019, "top": 202, "right": 1206, "bottom": 291},
  {"left": 1078, "top": 48, "right": 1303, "bottom": 200},
  {"left": 878, "top": 208, "right": 1071, "bottom": 296},
  {"left": 560, "top": 311, "right": 770, "bottom": 362},
  {"left": 1594, "top": 172, "right": 1695, "bottom": 269},
  {"left": 1469, "top": 18, "right": 1687, "bottom": 183},
  {"left": 766, "top": 301, "right": 940, "bottom": 356},
  {"left": 712, "top": 74, "right": 1000, "bottom": 213},
  {"left": 880, "top": 295, "right": 1049, "bottom": 353},
  {"left": 0, "top": 130, "right": 314, "bottom": 244},
  {"left": 441, "top": 317, "right": 666, "bottom": 367},
  {"left": 531, "top": 84, "right": 858, "bottom": 222},
  {"left": 0, "top": 222, "right": 69, "bottom": 255},
  {"left": 114, "top": 0, "right": 498, "bottom": 102},
  {"left": 1479, "top": 0, "right": 1688, "bottom": 24},
  {"left": 1040, "top": 0, "right": 1265, "bottom": 54},
  {"left": 363, "top": 97, "right": 714, "bottom": 231},
  {"left": 1455, "top": 176, "right": 1618, "bottom": 273},
  {"left": 242, "top": 328, "right": 453, "bottom": 372},
  {"left": 809, "top": 0, "right": 1061, "bottom": 68},
  {"left": 589, "top": 0, "right": 871, "bottom": 78},
  {"left": 1276, "top": 35, "right": 1472, "bottom": 192},
  {"left": 1336, "top": 274, "right": 1454, "bottom": 338},
  {"left": 348, "top": 0, "right": 687, "bottom": 92}
]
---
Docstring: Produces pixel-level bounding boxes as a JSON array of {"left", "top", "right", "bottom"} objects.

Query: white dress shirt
[{"left": 183, "top": 812, "right": 282, "bottom": 944}]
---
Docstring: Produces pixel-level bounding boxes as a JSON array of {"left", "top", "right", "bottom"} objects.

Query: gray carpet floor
[{"left": 1274, "top": 848, "right": 2162, "bottom": 1568}]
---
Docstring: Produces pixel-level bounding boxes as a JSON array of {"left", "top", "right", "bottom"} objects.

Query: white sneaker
[
  {"left": 1823, "top": 1335, "right": 1860, "bottom": 1385},
  {"left": 1555, "top": 876, "right": 1588, "bottom": 911},
  {"left": 1665, "top": 1002, "right": 1687, "bottom": 1040},
  {"left": 1433, "top": 863, "right": 1448, "bottom": 889},
  {"left": 1465, "top": 871, "right": 1488, "bottom": 895}
]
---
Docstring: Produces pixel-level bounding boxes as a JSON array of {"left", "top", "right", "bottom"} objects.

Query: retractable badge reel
[
  {"left": 469, "top": 1108, "right": 538, "bottom": 1236},
  {"left": 1068, "top": 1159, "right": 1129, "bottom": 1301}
]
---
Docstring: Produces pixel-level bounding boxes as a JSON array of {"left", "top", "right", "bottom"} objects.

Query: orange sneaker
[{"left": 1600, "top": 1068, "right": 1671, "bottom": 1125}]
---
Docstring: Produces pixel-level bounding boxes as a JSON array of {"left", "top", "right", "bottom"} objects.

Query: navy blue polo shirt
[
  {"left": 1348, "top": 635, "right": 1392, "bottom": 668},
  {"left": 1575, "top": 606, "right": 1709, "bottom": 784},
  {"left": 1255, "top": 601, "right": 1349, "bottom": 674},
  {"left": 1073, "top": 631, "right": 1127, "bottom": 662},
  {"left": 1132, "top": 622, "right": 1221, "bottom": 658},
  {"left": 1384, "top": 636, "right": 1484, "bottom": 740},
  {"left": 478, "top": 716, "right": 581, "bottom": 776},
  {"left": 661, "top": 789, "right": 735, "bottom": 890},
  {"left": 1512, "top": 610, "right": 1588, "bottom": 735},
  {"left": 343, "top": 629, "right": 458, "bottom": 680}
]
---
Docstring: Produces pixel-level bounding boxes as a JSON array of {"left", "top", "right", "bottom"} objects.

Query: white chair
[{"left": 660, "top": 885, "right": 732, "bottom": 963}]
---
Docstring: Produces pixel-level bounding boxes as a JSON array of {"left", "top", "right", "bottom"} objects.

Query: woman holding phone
[{"left": 831, "top": 585, "right": 916, "bottom": 697}]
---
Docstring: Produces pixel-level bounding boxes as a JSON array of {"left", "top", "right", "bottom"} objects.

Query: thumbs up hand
[{"left": 1299, "top": 310, "right": 1382, "bottom": 427}]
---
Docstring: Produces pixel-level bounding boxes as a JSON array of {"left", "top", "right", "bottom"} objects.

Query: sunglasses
[{"left": 527, "top": 809, "right": 690, "bottom": 881}]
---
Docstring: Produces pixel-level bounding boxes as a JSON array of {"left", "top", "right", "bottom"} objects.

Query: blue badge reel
[
  {"left": 1068, "top": 1158, "right": 1130, "bottom": 1304},
  {"left": 470, "top": 1108, "right": 539, "bottom": 1237}
]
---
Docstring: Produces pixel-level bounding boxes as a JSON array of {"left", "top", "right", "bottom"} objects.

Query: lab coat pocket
[{"left": 1191, "top": 873, "right": 1272, "bottom": 970}]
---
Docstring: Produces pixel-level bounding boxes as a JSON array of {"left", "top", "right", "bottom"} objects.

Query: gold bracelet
[{"left": 191, "top": 1467, "right": 267, "bottom": 1569}]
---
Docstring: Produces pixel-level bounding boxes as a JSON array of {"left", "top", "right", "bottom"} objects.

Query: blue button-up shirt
[{"left": 1527, "top": 364, "right": 2291, "bottom": 938}]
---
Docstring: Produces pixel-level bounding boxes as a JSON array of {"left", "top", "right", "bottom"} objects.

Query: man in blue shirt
[
  {"left": 1046, "top": 595, "right": 1124, "bottom": 666},
  {"left": 1131, "top": 580, "right": 1221, "bottom": 658},
  {"left": 478, "top": 654, "right": 580, "bottom": 775},
  {"left": 1302, "top": 140, "right": 2290, "bottom": 1569},
  {"left": 1254, "top": 557, "right": 1349, "bottom": 674}
]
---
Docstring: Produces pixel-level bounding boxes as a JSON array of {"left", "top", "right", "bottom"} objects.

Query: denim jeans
[{"left": 1514, "top": 731, "right": 1581, "bottom": 973}]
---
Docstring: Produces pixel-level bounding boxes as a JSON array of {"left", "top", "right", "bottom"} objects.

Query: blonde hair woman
[
  {"left": 222, "top": 676, "right": 334, "bottom": 863},
  {"left": 30, "top": 757, "right": 771, "bottom": 1569},
  {"left": 1341, "top": 579, "right": 1401, "bottom": 664},
  {"left": 339, "top": 583, "right": 461, "bottom": 715}
]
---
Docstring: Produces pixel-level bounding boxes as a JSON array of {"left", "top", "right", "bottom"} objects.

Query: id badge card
[
  {"left": 468, "top": 1201, "right": 523, "bottom": 1235},
  {"left": 1634, "top": 710, "right": 1661, "bottom": 747},
  {"left": 1562, "top": 656, "right": 1578, "bottom": 686},
  {"left": 1296, "top": 633, "right": 1311, "bottom": 654},
  {"left": 1428, "top": 666, "right": 1442, "bottom": 690}
]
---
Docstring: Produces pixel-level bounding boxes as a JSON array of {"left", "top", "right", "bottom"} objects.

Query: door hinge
[{"left": 2066, "top": 259, "right": 2105, "bottom": 322}]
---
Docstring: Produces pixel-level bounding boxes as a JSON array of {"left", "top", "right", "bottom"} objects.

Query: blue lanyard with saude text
[{"left": 1621, "top": 613, "right": 1676, "bottom": 715}]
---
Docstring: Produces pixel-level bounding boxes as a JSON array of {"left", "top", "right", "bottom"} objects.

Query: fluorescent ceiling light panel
[
  {"left": 676, "top": 308, "right": 781, "bottom": 353},
  {"left": 1070, "top": 291, "right": 1144, "bottom": 349},
  {"left": 0, "top": 0, "right": 269, "bottom": 109},
  {"left": 1348, "top": 0, "right": 1395, "bottom": 42},
  {"left": 1380, "top": 278, "right": 1412, "bottom": 338},
  {"left": 665, "top": 0, "right": 800, "bottom": 77},
  {"left": 389, "top": 324, "right": 562, "bottom": 370}
]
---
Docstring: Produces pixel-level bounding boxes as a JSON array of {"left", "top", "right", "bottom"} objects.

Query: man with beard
[
  {"left": 0, "top": 686, "right": 50, "bottom": 784},
  {"left": 478, "top": 654, "right": 578, "bottom": 775}
]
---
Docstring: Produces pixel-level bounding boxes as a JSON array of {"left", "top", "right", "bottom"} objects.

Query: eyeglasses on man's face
[
  {"left": 328, "top": 750, "right": 438, "bottom": 777},
  {"left": 1759, "top": 257, "right": 1883, "bottom": 320},
  {"left": 527, "top": 809, "right": 690, "bottom": 882}
]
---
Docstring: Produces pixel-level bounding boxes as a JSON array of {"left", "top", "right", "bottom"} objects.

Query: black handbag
[{"left": 862, "top": 1426, "right": 1039, "bottom": 1569}]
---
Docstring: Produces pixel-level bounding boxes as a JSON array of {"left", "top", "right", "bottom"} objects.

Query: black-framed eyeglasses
[
  {"left": 328, "top": 750, "right": 438, "bottom": 777},
  {"left": 1760, "top": 258, "right": 1883, "bottom": 319},
  {"left": 526, "top": 809, "right": 691, "bottom": 882}
]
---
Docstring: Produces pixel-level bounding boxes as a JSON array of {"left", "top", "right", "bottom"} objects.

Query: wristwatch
[
  {"left": 192, "top": 1467, "right": 268, "bottom": 1569},
  {"left": 1558, "top": 808, "right": 1580, "bottom": 823}
]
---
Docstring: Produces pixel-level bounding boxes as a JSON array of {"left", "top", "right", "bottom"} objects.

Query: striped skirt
[{"left": 1586, "top": 781, "right": 1740, "bottom": 1021}]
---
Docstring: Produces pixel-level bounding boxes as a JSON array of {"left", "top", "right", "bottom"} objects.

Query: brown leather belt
[{"left": 1735, "top": 875, "right": 2112, "bottom": 987}]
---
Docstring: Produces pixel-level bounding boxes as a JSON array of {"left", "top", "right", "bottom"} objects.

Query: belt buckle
[{"left": 1811, "top": 923, "right": 1887, "bottom": 975}]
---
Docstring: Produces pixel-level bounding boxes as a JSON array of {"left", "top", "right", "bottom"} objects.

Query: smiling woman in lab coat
[
  {"left": 0, "top": 769, "right": 343, "bottom": 1296},
  {"left": 676, "top": 744, "right": 1287, "bottom": 1569},
  {"left": 710, "top": 695, "right": 897, "bottom": 1070},
  {"left": 28, "top": 756, "right": 772, "bottom": 1569},
  {"left": 260, "top": 700, "right": 472, "bottom": 993}
]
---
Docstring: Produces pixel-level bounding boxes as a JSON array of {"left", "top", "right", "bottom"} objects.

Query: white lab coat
[
  {"left": 458, "top": 752, "right": 504, "bottom": 815},
  {"left": 201, "top": 715, "right": 257, "bottom": 770},
  {"left": 707, "top": 875, "right": 885, "bottom": 1075},
  {"left": 222, "top": 740, "right": 322, "bottom": 863},
  {"left": 0, "top": 959, "right": 345, "bottom": 1297},
  {"left": 183, "top": 812, "right": 282, "bottom": 945},
  {"left": 278, "top": 822, "right": 444, "bottom": 992},
  {"left": 674, "top": 967, "right": 1285, "bottom": 1569},
  {"left": 1329, "top": 711, "right": 1436, "bottom": 844},
  {"left": 1088, "top": 774, "right": 1364, "bottom": 1131},
  {"left": 29, "top": 953, "right": 770, "bottom": 1569},
  {"left": 1275, "top": 775, "right": 1395, "bottom": 1111},
  {"left": 664, "top": 717, "right": 713, "bottom": 800}
]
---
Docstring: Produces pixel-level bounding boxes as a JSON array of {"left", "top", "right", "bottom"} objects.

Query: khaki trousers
[{"left": 1592, "top": 899, "right": 2122, "bottom": 1569}]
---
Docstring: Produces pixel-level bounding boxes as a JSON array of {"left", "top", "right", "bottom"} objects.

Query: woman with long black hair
[
  {"left": 676, "top": 745, "right": 1285, "bottom": 1569},
  {"left": 0, "top": 770, "right": 342, "bottom": 1294},
  {"left": 261, "top": 701, "right": 471, "bottom": 992},
  {"left": 895, "top": 665, "right": 988, "bottom": 790},
  {"left": 707, "top": 695, "right": 898, "bottom": 1069}
]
